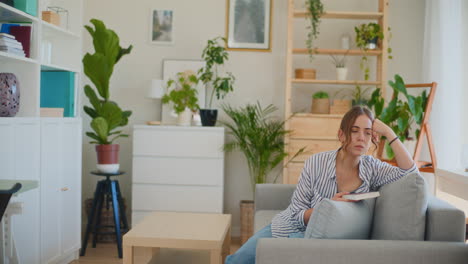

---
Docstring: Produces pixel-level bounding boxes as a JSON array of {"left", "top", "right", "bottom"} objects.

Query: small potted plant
[
  {"left": 305, "top": 0, "right": 324, "bottom": 60},
  {"left": 198, "top": 37, "right": 235, "bottom": 126},
  {"left": 330, "top": 52, "right": 348, "bottom": 80},
  {"left": 162, "top": 71, "right": 200, "bottom": 126},
  {"left": 311, "top": 91, "right": 329, "bottom": 114},
  {"left": 82, "top": 19, "right": 133, "bottom": 174},
  {"left": 355, "top": 22, "right": 384, "bottom": 50}
]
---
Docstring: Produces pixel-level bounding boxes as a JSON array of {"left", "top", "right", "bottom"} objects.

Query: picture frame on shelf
[
  {"left": 161, "top": 59, "right": 206, "bottom": 125},
  {"left": 150, "top": 9, "right": 174, "bottom": 45},
  {"left": 225, "top": 0, "right": 272, "bottom": 52}
]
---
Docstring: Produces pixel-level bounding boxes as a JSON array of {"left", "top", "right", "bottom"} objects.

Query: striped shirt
[{"left": 271, "top": 149, "right": 418, "bottom": 238}]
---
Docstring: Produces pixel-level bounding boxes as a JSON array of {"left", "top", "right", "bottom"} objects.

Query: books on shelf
[
  {"left": 0, "top": 33, "right": 25, "bottom": 57},
  {"left": 9, "top": 25, "right": 31, "bottom": 58},
  {"left": 342, "top": 191, "right": 380, "bottom": 201}
]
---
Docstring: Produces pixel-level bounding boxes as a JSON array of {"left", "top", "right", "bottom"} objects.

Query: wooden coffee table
[{"left": 123, "top": 211, "right": 231, "bottom": 264}]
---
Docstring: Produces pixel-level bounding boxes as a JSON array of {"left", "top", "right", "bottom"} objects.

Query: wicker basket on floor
[
  {"left": 240, "top": 200, "right": 254, "bottom": 244},
  {"left": 85, "top": 198, "right": 127, "bottom": 243}
]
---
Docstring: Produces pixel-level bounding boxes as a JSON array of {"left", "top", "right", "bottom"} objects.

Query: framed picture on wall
[
  {"left": 161, "top": 60, "right": 206, "bottom": 125},
  {"left": 150, "top": 9, "right": 174, "bottom": 45},
  {"left": 225, "top": 0, "right": 272, "bottom": 52}
]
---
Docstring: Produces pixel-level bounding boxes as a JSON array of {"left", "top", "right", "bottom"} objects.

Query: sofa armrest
[
  {"left": 256, "top": 238, "right": 468, "bottom": 264},
  {"left": 255, "top": 184, "right": 296, "bottom": 212},
  {"left": 426, "top": 196, "right": 466, "bottom": 242}
]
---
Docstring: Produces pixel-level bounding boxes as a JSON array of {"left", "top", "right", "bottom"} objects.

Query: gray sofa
[{"left": 254, "top": 184, "right": 468, "bottom": 264}]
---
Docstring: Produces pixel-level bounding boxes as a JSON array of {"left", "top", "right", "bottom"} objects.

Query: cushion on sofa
[
  {"left": 304, "top": 198, "right": 376, "bottom": 239},
  {"left": 371, "top": 172, "right": 428, "bottom": 240},
  {"left": 254, "top": 210, "right": 282, "bottom": 233}
]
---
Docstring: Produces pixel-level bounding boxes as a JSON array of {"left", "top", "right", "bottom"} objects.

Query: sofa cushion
[
  {"left": 305, "top": 198, "right": 376, "bottom": 239},
  {"left": 371, "top": 172, "right": 428, "bottom": 240},
  {"left": 254, "top": 210, "right": 282, "bottom": 233}
]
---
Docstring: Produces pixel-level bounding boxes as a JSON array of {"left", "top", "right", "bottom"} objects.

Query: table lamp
[{"left": 146, "top": 79, "right": 164, "bottom": 125}]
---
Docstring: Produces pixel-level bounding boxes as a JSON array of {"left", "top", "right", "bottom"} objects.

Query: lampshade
[{"left": 147, "top": 79, "right": 164, "bottom": 99}]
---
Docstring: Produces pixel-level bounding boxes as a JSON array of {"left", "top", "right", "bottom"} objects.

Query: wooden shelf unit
[{"left": 283, "top": 0, "right": 389, "bottom": 184}]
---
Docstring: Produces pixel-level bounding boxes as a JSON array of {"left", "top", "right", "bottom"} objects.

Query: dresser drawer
[
  {"left": 289, "top": 139, "right": 341, "bottom": 162},
  {"left": 132, "top": 184, "right": 223, "bottom": 213},
  {"left": 289, "top": 116, "right": 341, "bottom": 138},
  {"left": 133, "top": 126, "right": 224, "bottom": 158},
  {"left": 132, "top": 156, "right": 223, "bottom": 186}
]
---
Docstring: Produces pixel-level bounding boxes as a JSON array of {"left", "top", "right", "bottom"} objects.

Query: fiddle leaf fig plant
[
  {"left": 368, "top": 74, "right": 428, "bottom": 159},
  {"left": 83, "top": 19, "right": 133, "bottom": 145}
]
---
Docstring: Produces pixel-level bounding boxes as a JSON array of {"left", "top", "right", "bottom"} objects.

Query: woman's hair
[{"left": 339, "top": 105, "right": 378, "bottom": 153}]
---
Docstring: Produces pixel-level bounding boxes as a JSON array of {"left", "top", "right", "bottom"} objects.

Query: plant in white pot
[
  {"left": 161, "top": 71, "right": 200, "bottom": 126},
  {"left": 198, "top": 37, "right": 235, "bottom": 126},
  {"left": 330, "top": 52, "right": 348, "bottom": 81},
  {"left": 82, "top": 19, "right": 133, "bottom": 174}
]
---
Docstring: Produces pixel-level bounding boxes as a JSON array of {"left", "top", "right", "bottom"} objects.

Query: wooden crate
[
  {"left": 289, "top": 138, "right": 341, "bottom": 162},
  {"left": 295, "top": 68, "right": 316, "bottom": 79}
]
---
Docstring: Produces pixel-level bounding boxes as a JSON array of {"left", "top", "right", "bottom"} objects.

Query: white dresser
[{"left": 131, "top": 125, "right": 225, "bottom": 226}]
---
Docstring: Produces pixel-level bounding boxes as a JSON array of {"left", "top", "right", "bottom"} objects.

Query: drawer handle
[{"left": 61, "top": 187, "right": 69, "bottom": 192}]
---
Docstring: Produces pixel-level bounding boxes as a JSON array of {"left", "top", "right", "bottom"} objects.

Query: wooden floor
[{"left": 71, "top": 237, "right": 241, "bottom": 264}]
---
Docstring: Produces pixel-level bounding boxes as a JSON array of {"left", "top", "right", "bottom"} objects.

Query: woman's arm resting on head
[{"left": 372, "top": 119, "right": 414, "bottom": 170}]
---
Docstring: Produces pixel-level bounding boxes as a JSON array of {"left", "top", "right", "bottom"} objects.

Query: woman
[{"left": 225, "top": 106, "right": 418, "bottom": 264}]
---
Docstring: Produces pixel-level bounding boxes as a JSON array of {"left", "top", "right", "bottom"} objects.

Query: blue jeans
[{"left": 225, "top": 225, "right": 304, "bottom": 264}]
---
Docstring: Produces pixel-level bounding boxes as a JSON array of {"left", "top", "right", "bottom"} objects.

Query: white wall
[{"left": 82, "top": 0, "right": 426, "bottom": 236}]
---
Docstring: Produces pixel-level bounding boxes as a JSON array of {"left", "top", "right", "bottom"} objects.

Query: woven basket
[
  {"left": 85, "top": 198, "right": 127, "bottom": 243},
  {"left": 330, "top": 99, "right": 351, "bottom": 114},
  {"left": 240, "top": 200, "right": 254, "bottom": 245},
  {"left": 311, "top": 98, "right": 330, "bottom": 114}
]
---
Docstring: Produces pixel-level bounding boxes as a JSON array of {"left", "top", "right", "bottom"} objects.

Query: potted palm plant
[
  {"left": 221, "top": 102, "right": 304, "bottom": 244},
  {"left": 198, "top": 37, "right": 235, "bottom": 126},
  {"left": 83, "top": 19, "right": 133, "bottom": 173},
  {"left": 161, "top": 71, "right": 200, "bottom": 126}
]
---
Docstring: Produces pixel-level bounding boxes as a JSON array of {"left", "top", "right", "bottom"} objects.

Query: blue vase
[{"left": 0, "top": 73, "right": 20, "bottom": 117}]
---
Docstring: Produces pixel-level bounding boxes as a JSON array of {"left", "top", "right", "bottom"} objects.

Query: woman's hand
[
  {"left": 372, "top": 119, "right": 396, "bottom": 140},
  {"left": 331, "top": 192, "right": 357, "bottom": 202}
]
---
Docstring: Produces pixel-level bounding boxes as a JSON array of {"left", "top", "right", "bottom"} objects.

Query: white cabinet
[
  {"left": 132, "top": 125, "right": 225, "bottom": 226},
  {"left": 40, "top": 118, "right": 81, "bottom": 264},
  {"left": 0, "top": 119, "right": 40, "bottom": 263},
  {"left": 0, "top": 118, "right": 82, "bottom": 264}
]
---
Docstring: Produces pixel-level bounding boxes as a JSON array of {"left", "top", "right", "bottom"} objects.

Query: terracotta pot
[
  {"left": 96, "top": 144, "right": 120, "bottom": 173},
  {"left": 311, "top": 98, "right": 330, "bottom": 114}
]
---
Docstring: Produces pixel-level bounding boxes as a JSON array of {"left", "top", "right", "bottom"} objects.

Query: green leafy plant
[
  {"left": 368, "top": 74, "right": 428, "bottom": 159},
  {"left": 198, "top": 37, "right": 235, "bottom": 109},
  {"left": 355, "top": 23, "right": 386, "bottom": 81},
  {"left": 312, "top": 91, "right": 329, "bottom": 99},
  {"left": 221, "top": 102, "right": 304, "bottom": 194},
  {"left": 83, "top": 19, "right": 133, "bottom": 145},
  {"left": 355, "top": 23, "right": 384, "bottom": 50},
  {"left": 162, "top": 72, "right": 200, "bottom": 114},
  {"left": 305, "top": 0, "right": 324, "bottom": 60}
]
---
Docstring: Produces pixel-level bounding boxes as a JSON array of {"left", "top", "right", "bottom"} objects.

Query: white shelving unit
[{"left": 0, "top": 1, "right": 83, "bottom": 263}]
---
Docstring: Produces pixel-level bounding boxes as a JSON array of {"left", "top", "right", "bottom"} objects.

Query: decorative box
[{"left": 42, "top": 11, "right": 60, "bottom": 26}]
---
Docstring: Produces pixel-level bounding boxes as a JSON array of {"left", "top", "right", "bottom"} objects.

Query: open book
[{"left": 342, "top": 191, "right": 380, "bottom": 201}]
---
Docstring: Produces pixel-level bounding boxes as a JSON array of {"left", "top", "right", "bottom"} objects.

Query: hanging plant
[
  {"left": 305, "top": 0, "right": 324, "bottom": 60},
  {"left": 354, "top": 23, "right": 392, "bottom": 81}
]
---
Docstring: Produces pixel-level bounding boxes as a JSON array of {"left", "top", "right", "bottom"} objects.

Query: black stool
[{"left": 80, "top": 171, "right": 129, "bottom": 258}]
